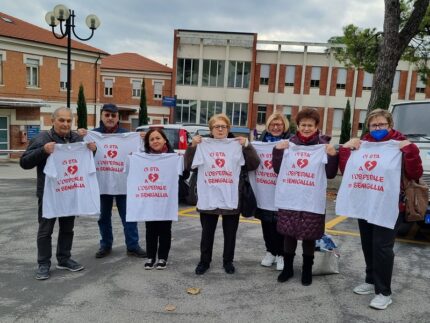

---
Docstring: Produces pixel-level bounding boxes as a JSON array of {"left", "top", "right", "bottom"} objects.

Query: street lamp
[{"left": 45, "top": 4, "right": 101, "bottom": 108}]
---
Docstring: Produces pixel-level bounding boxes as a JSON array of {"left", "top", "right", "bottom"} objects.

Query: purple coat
[{"left": 272, "top": 132, "right": 339, "bottom": 240}]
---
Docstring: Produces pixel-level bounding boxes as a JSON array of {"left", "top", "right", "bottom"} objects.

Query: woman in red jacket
[{"left": 339, "top": 109, "right": 423, "bottom": 310}]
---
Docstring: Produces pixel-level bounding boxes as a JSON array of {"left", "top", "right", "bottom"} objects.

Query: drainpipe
[{"left": 94, "top": 53, "right": 101, "bottom": 128}]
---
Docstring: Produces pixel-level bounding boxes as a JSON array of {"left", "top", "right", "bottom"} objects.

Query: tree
[
  {"left": 77, "top": 84, "right": 87, "bottom": 129},
  {"left": 138, "top": 79, "right": 149, "bottom": 126},
  {"left": 339, "top": 99, "right": 352, "bottom": 144},
  {"left": 329, "top": 0, "right": 430, "bottom": 113}
]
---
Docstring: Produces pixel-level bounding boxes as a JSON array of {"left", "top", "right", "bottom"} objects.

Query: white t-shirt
[
  {"left": 275, "top": 143, "right": 328, "bottom": 214},
  {"left": 126, "top": 153, "right": 183, "bottom": 222},
  {"left": 84, "top": 131, "right": 141, "bottom": 195},
  {"left": 248, "top": 141, "right": 278, "bottom": 211},
  {"left": 43, "top": 142, "right": 100, "bottom": 218},
  {"left": 192, "top": 138, "right": 245, "bottom": 210},
  {"left": 336, "top": 140, "right": 402, "bottom": 229}
]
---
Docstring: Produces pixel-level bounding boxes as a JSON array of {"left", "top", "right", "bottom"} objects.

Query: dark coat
[
  {"left": 93, "top": 121, "right": 128, "bottom": 134},
  {"left": 184, "top": 139, "right": 260, "bottom": 215},
  {"left": 20, "top": 128, "right": 83, "bottom": 198},
  {"left": 255, "top": 130, "right": 291, "bottom": 222},
  {"left": 272, "top": 132, "right": 339, "bottom": 240}
]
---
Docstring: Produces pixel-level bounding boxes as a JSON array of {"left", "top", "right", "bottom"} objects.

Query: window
[
  {"left": 333, "top": 108, "right": 344, "bottom": 130},
  {"left": 176, "top": 58, "right": 199, "bottom": 86},
  {"left": 257, "top": 106, "right": 267, "bottom": 124},
  {"left": 132, "top": 80, "right": 141, "bottom": 97},
  {"left": 336, "top": 68, "right": 347, "bottom": 89},
  {"left": 202, "top": 60, "right": 225, "bottom": 87},
  {"left": 226, "top": 102, "right": 248, "bottom": 126},
  {"left": 363, "top": 72, "right": 373, "bottom": 90},
  {"left": 285, "top": 65, "right": 295, "bottom": 86},
  {"left": 358, "top": 110, "right": 368, "bottom": 130},
  {"left": 283, "top": 106, "right": 292, "bottom": 121},
  {"left": 416, "top": 76, "right": 426, "bottom": 94},
  {"left": 392, "top": 70, "right": 400, "bottom": 92},
  {"left": 310, "top": 67, "right": 321, "bottom": 88},
  {"left": 131, "top": 118, "right": 139, "bottom": 130},
  {"left": 26, "top": 58, "right": 39, "bottom": 87},
  {"left": 104, "top": 79, "right": 113, "bottom": 96},
  {"left": 175, "top": 99, "right": 197, "bottom": 123},
  {"left": 200, "top": 100, "right": 222, "bottom": 124},
  {"left": 0, "top": 54, "right": 3, "bottom": 85},
  {"left": 60, "top": 63, "right": 67, "bottom": 90},
  {"left": 227, "top": 61, "right": 251, "bottom": 88},
  {"left": 153, "top": 81, "right": 163, "bottom": 99},
  {"left": 260, "top": 64, "right": 270, "bottom": 85}
]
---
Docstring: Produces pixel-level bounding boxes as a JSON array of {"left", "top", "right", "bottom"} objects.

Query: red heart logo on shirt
[
  {"left": 264, "top": 160, "right": 273, "bottom": 169},
  {"left": 215, "top": 158, "right": 225, "bottom": 168},
  {"left": 297, "top": 159, "right": 308, "bottom": 168},
  {"left": 67, "top": 165, "right": 78, "bottom": 175},
  {"left": 107, "top": 150, "right": 118, "bottom": 158},
  {"left": 364, "top": 160, "right": 377, "bottom": 171},
  {"left": 148, "top": 173, "right": 159, "bottom": 182}
]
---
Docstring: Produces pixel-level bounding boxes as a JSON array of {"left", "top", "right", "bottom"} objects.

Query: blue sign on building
[
  {"left": 162, "top": 96, "right": 176, "bottom": 107},
  {"left": 27, "top": 125, "right": 40, "bottom": 140}
]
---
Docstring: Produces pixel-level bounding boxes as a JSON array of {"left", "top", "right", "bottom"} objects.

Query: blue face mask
[{"left": 370, "top": 129, "right": 389, "bottom": 141}]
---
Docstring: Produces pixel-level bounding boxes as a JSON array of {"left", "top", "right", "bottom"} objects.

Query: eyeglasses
[
  {"left": 369, "top": 123, "right": 389, "bottom": 130},
  {"left": 103, "top": 113, "right": 118, "bottom": 118},
  {"left": 269, "top": 123, "right": 284, "bottom": 129},
  {"left": 213, "top": 125, "right": 228, "bottom": 130}
]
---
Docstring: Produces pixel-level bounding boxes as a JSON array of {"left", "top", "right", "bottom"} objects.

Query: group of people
[{"left": 20, "top": 104, "right": 423, "bottom": 311}]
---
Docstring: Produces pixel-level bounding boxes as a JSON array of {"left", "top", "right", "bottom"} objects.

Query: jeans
[
  {"left": 98, "top": 195, "right": 139, "bottom": 251},
  {"left": 358, "top": 215, "right": 402, "bottom": 296},
  {"left": 37, "top": 197, "right": 75, "bottom": 266},
  {"left": 199, "top": 213, "right": 240, "bottom": 264},
  {"left": 145, "top": 221, "right": 172, "bottom": 260}
]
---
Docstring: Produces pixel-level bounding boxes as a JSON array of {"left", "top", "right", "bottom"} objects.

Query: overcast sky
[{"left": 2, "top": 0, "right": 385, "bottom": 67}]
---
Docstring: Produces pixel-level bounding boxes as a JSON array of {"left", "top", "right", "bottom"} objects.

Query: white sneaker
[
  {"left": 276, "top": 256, "right": 284, "bottom": 271},
  {"left": 369, "top": 294, "right": 392, "bottom": 310},
  {"left": 353, "top": 283, "right": 375, "bottom": 295},
  {"left": 261, "top": 252, "right": 276, "bottom": 267}
]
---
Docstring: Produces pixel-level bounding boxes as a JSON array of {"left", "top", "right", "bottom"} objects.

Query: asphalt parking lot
[{"left": 0, "top": 161, "right": 429, "bottom": 323}]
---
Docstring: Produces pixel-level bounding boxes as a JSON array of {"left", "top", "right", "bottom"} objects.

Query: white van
[{"left": 390, "top": 101, "right": 430, "bottom": 225}]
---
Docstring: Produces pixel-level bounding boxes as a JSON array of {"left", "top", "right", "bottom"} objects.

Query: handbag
[
  {"left": 312, "top": 249, "right": 340, "bottom": 275},
  {"left": 240, "top": 171, "right": 257, "bottom": 218},
  {"left": 402, "top": 170, "right": 429, "bottom": 222}
]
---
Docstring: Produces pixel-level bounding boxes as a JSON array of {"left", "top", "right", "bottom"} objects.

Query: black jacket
[{"left": 20, "top": 128, "right": 82, "bottom": 198}]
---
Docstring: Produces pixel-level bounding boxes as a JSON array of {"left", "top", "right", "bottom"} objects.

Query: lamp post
[{"left": 45, "top": 4, "right": 100, "bottom": 108}]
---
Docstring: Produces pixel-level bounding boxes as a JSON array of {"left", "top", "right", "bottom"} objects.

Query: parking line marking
[
  {"left": 325, "top": 216, "right": 348, "bottom": 229},
  {"left": 327, "top": 229, "right": 430, "bottom": 245}
]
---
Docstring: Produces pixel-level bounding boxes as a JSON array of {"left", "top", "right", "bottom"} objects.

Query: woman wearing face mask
[
  {"left": 257, "top": 113, "right": 291, "bottom": 270},
  {"left": 339, "top": 109, "right": 423, "bottom": 310}
]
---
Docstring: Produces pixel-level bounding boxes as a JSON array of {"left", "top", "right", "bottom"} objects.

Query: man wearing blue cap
[{"left": 79, "top": 103, "right": 146, "bottom": 258}]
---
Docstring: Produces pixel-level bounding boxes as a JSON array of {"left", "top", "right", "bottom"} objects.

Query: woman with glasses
[
  {"left": 257, "top": 113, "right": 291, "bottom": 270},
  {"left": 272, "top": 108, "right": 339, "bottom": 286},
  {"left": 339, "top": 108, "right": 422, "bottom": 310},
  {"left": 184, "top": 114, "right": 260, "bottom": 275}
]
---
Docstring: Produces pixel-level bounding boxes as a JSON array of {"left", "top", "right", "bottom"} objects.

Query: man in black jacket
[{"left": 20, "top": 107, "right": 96, "bottom": 280}]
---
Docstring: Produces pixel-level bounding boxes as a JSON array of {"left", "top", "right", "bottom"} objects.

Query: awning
[{"left": 0, "top": 98, "right": 48, "bottom": 108}]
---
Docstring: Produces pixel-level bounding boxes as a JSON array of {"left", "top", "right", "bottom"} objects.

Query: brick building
[{"left": 173, "top": 29, "right": 430, "bottom": 142}]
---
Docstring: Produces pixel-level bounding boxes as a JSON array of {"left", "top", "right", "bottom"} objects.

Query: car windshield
[{"left": 392, "top": 102, "right": 430, "bottom": 137}]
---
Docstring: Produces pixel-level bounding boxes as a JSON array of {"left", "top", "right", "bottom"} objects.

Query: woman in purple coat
[{"left": 272, "top": 108, "right": 339, "bottom": 286}]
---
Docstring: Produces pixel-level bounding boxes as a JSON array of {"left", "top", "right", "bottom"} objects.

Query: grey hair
[{"left": 51, "top": 107, "right": 72, "bottom": 120}]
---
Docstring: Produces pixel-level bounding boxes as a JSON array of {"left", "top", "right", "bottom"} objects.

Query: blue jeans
[{"left": 98, "top": 195, "right": 139, "bottom": 251}]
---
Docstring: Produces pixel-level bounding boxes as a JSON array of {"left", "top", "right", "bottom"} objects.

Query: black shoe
[
  {"left": 156, "top": 259, "right": 167, "bottom": 270},
  {"left": 144, "top": 259, "right": 156, "bottom": 270},
  {"left": 277, "top": 253, "right": 295, "bottom": 283},
  {"left": 195, "top": 262, "right": 210, "bottom": 275},
  {"left": 56, "top": 259, "right": 84, "bottom": 272},
  {"left": 95, "top": 248, "right": 112, "bottom": 258},
  {"left": 223, "top": 261, "right": 235, "bottom": 274},
  {"left": 127, "top": 246, "right": 147, "bottom": 258},
  {"left": 301, "top": 254, "right": 314, "bottom": 286},
  {"left": 35, "top": 264, "right": 50, "bottom": 280}
]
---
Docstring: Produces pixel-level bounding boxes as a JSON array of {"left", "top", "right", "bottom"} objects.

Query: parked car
[{"left": 390, "top": 101, "right": 430, "bottom": 228}]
